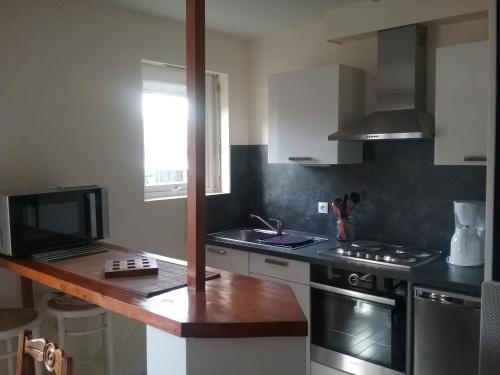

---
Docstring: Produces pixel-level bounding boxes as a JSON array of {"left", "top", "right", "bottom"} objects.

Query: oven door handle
[{"left": 310, "top": 282, "right": 396, "bottom": 306}]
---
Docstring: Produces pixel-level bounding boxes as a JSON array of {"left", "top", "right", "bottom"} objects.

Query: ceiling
[{"left": 93, "top": 0, "right": 366, "bottom": 38}]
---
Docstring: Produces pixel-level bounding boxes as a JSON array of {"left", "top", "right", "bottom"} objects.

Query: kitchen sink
[
  {"left": 208, "top": 228, "right": 328, "bottom": 249},
  {"left": 210, "top": 229, "right": 277, "bottom": 243}
]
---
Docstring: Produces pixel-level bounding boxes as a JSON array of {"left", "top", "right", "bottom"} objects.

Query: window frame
[{"left": 141, "top": 63, "right": 227, "bottom": 201}]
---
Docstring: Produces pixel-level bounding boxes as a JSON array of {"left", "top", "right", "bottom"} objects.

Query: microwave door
[{"left": 6, "top": 188, "right": 107, "bottom": 256}]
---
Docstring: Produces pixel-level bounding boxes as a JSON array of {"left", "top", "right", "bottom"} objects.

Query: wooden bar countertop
[{"left": 0, "top": 243, "right": 307, "bottom": 338}]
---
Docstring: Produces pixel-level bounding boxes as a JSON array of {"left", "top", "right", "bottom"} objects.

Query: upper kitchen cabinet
[
  {"left": 268, "top": 64, "right": 364, "bottom": 165},
  {"left": 434, "top": 41, "right": 489, "bottom": 165}
]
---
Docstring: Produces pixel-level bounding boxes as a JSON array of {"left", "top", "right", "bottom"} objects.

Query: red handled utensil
[
  {"left": 333, "top": 199, "right": 343, "bottom": 218},
  {"left": 342, "top": 194, "right": 348, "bottom": 217},
  {"left": 331, "top": 202, "right": 341, "bottom": 218}
]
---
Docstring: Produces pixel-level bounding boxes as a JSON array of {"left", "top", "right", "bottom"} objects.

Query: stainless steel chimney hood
[{"left": 329, "top": 24, "right": 435, "bottom": 141}]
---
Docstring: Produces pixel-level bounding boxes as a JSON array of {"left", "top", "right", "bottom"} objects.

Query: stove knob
[
  {"left": 356, "top": 251, "right": 364, "bottom": 258},
  {"left": 383, "top": 255, "right": 392, "bottom": 262},
  {"left": 365, "top": 253, "right": 372, "bottom": 259},
  {"left": 374, "top": 254, "right": 381, "bottom": 261},
  {"left": 348, "top": 273, "right": 360, "bottom": 286},
  {"left": 346, "top": 250, "right": 353, "bottom": 256}
]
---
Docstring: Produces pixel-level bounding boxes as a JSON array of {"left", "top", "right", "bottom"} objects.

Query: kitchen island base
[{"left": 147, "top": 326, "right": 306, "bottom": 375}]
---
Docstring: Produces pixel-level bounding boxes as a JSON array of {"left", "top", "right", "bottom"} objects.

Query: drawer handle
[
  {"left": 264, "top": 258, "right": 289, "bottom": 267},
  {"left": 463, "top": 156, "right": 487, "bottom": 162},
  {"left": 289, "top": 157, "right": 312, "bottom": 162},
  {"left": 207, "top": 248, "right": 226, "bottom": 256}
]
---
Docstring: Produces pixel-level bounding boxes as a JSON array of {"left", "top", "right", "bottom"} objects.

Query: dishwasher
[{"left": 414, "top": 287, "right": 481, "bottom": 375}]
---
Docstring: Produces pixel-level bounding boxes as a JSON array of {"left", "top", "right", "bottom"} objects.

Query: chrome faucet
[{"left": 250, "top": 214, "right": 283, "bottom": 235}]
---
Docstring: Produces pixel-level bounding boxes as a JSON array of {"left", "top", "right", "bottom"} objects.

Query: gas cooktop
[{"left": 318, "top": 240, "right": 441, "bottom": 269}]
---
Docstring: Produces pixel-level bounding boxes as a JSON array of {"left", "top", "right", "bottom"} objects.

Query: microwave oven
[{"left": 0, "top": 185, "right": 109, "bottom": 257}]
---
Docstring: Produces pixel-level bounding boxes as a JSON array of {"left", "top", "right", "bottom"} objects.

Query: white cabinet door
[
  {"left": 250, "top": 272, "right": 311, "bottom": 375},
  {"left": 268, "top": 64, "right": 364, "bottom": 165},
  {"left": 205, "top": 246, "right": 249, "bottom": 275},
  {"left": 249, "top": 273, "right": 310, "bottom": 319},
  {"left": 435, "top": 41, "right": 489, "bottom": 165}
]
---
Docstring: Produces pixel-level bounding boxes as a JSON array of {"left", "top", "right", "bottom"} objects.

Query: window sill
[{"left": 145, "top": 191, "right": 230, "bottom": 202}]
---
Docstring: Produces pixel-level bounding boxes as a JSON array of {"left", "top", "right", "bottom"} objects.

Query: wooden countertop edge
[
  {"left": 178, "top": 321, "right": 307, "bottom": 338},
  {"left": 0, "top": 256, "right": 179, "bottom": 336},
  {"left": 0, "top": 247, "right": 307, "bottom": 339}
]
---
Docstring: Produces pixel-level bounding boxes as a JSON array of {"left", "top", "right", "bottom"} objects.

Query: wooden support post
[{"left": 186, "top": 0, "right": 206, "bottom": 292}]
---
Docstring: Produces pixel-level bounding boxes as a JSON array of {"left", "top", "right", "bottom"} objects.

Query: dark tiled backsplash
[
  {"left": 206, "top": 146, "right": 254, "bottom": 233},
  {"left": 207, "top": 142, "right": 486, "bottom": 253}
]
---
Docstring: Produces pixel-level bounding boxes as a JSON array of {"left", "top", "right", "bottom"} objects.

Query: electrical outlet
[{"left": 318, "top": 202, "right": 329, "bottom": 214}]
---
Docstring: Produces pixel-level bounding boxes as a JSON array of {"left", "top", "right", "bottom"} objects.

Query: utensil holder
[{"left": 337, "top": 217, "right": 354, "bottom": 241}]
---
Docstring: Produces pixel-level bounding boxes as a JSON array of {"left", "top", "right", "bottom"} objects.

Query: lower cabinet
[
  {"left": 249, "top": 272, "right": 310, "bottom": 318},
  {"left": 250, "top": 272, "right": 310, "bottom": 375},
  {"left": 206, "top": 245, "right": 311, "bottom": 375},
  {"left": 205, "top": 245, "right": 249, "bottom": 275},
  {"left": 249, "top": 253, "right": 310, "bottom": 375}
]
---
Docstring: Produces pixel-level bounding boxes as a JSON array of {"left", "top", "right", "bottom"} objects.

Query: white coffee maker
[{"left": 448, "top": 200, "right": 485, "bottom": 267}]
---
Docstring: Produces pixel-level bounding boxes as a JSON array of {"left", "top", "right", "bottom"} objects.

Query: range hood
[{"left": 329, "top": 24, "right": 435, "bottom": 141}]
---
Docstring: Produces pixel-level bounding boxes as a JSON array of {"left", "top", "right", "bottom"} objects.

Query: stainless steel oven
[{"left": 310, "top": 265, "right": 406, "bottom": 375}]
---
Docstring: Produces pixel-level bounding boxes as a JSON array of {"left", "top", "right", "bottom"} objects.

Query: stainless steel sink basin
[
  {"left": 208, "top": 228, "right": 328, "bottom": 249},
  {"left": 210, "top": 229, "right": 277, "bottom": 243}
]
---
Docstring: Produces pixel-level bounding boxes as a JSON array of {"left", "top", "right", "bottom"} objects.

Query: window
[{"left": 141, "top": 62, "right": 229, "bottom": 200}]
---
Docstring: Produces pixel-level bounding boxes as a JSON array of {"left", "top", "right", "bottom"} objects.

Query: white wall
[
  {"left": 248, "top": 16, "right": 489, "bottom": 144},
  {"left": 0, "top": 1, "right": 249, "bottom": 373},
  {"left": 0, "top": 0, "right": 249, "bottom": 262}
]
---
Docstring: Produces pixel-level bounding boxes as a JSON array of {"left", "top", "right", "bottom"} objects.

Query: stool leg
[
  {"left": 32, "top": 326, "right": 42, "bottom": 375},
  {"left": 104, "top": 312, "right": 114, "bottom": 375},
  {"left": 57, "top": 317, "right": 66, "bottom": 351},
  {"left": 6, "top": 337, "right": 14, "bottom": 375}
]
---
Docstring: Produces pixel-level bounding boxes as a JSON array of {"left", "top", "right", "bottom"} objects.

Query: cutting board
[{"left": 38, "top": 248, "right": 219, "bottom": 298}]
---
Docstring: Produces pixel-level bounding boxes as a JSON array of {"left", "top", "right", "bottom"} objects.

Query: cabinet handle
[
  {"left": 264, "top": 258, "right": 289, "bottom": 267},
  {"left": 463, "top": 156, "right": 487, "bottom": 162},
  {"left": 289, "top": 157, "right": 313, "bottom": 162},
  {"left": 207, "top": 248, "right": 226, "bottom": 256}
]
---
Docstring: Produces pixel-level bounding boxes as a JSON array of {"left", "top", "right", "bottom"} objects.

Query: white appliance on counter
[{"left": 448, "top": 200, "right": 485, "bottom": 266}]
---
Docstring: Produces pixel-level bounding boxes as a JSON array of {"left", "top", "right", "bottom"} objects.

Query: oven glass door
[
  {"left": 311, "top": 286, "right": 405, "bottom": 372},
  {"left": 9, "top": 189, "right": 104, "bottom": 255}
]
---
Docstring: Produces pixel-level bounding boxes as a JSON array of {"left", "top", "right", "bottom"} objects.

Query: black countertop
[{"left": 207, "top": 231, "right": 484, "bottom": 296}]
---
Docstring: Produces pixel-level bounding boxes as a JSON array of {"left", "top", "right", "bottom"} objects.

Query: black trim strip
[{"left": 493, "top": 3, "right": 500, "bottom": 281}]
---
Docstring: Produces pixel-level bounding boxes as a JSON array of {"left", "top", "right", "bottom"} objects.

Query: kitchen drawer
[
  {"left": 205, "top": 245, "right": 249, "bottom": 275},
  {"left": 249, "top": 252, "right": 309, "bottom": 285}
]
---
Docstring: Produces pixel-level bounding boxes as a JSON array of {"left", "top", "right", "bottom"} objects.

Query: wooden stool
[
  {"left": 44, "top": 295, "right": 114, "bottom": 375},
  {"left": 0, "top": 309, "right": 41, "bottom": 375}
]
